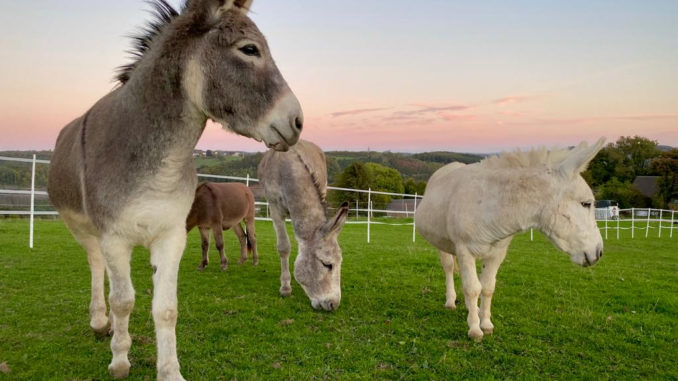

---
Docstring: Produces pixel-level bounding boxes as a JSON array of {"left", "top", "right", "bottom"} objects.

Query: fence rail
[{"left": 1, "top": 155, "right": 675, "bottom": 248}]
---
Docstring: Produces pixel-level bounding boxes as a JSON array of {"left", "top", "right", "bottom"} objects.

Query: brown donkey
[{"left": 186, "top": 182, "right": 259, "bottom": 270}]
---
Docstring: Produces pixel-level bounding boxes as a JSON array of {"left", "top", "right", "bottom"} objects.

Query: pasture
[{"left": 0, "top": 218, "right": 676, "bottom": 380}]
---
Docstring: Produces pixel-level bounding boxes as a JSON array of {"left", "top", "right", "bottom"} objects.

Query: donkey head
[
  {"left": 183, "top": 0, "right": 303, "bottom": 151},
  {"left": 294, "top": 203, "right": 349, "bottom": 311},
  {"left": 540, "top": 138, "right": 605, "bottom": 267}
]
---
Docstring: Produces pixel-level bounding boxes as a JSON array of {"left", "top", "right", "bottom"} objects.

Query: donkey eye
[
  {"left": 238, "top": 44, "right": 260, "bottom": 57},
  {"left": 320, "top": 261, "right": 333, "bottom": 271},
  {"left": 581, "top": 202, "right": 592, "bottom": 209}
]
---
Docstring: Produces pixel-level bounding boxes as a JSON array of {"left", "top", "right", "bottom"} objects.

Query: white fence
[
  {"left": 2, "top": 155, "right": 676, "bottom": 248},
  {"left": 1, "top": 155, "right": 422, "bottom": 248}
]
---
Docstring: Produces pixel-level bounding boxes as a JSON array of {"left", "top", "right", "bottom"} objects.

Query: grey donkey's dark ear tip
[{"left": 340, "top": 202, "right": 350, "bottom": 209}]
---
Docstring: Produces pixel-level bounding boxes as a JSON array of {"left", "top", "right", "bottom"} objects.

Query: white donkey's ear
[{"left": 559, "top": 137, "right": 606, "bottom": 177}]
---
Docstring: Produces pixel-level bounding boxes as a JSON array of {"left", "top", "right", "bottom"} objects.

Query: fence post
[
  {"left": 631, "top": 208, "right": 635, "bottom": 239},
  {"left": 645, "top": 208, "right": 651, "bottom": 238},
  {"left": 412, "top": 193, "right": 418, "bottom": 243},
  {"left": 367, "top": 188, "right": 371, "bottom": 244},
  {"left": 355, "top": 200, "right": 358, "bottom": 220},
  {"left": 616, "top": 212, "right": 620, "bottom": 240},
  {"left": 658, "top": 209, "right": 663, "bottom": 238},
  {"left": 246, "top": 173, "right": 250, "bottom": 187},
  {"left": 604, "top": 217, "right": 608, "bottom": 240},
  {"left": 530, "top": 228, "right": 533, "bottom": 241},
  {"left": 29, "top": 154, "right": 36, "bottom": 249},
  {"left": 671, "top": 210, "right": 675, "bottom": 239}
]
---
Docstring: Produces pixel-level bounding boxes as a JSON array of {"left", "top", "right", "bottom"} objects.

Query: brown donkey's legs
[
  {"left": 197, "top": 227, "right": 210, "bottom": 271},
  {"left": 233, "top": 223, "right": 248, "bottom": 264},
  {"left": 245, "top": 217, "right": 258, "bottom": 265},
  {"left": 212, "top": 224, "right": 228, "bottom": 271}
]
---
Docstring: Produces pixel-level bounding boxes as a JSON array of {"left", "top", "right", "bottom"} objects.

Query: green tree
[
  {"left": 330, "top": 162, "right": 371, "bottom": 206},
  {"left": 649, "top": 149, "right": 678, "bottom": 208},
  {"left": 403, "top": 177, "right": 426, "bottom": 195}
]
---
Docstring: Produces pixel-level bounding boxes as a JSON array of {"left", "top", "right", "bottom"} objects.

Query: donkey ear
[
  {"left": 320, "top": 202, "right": 350, "bottom": 237},
  {"left": 559, "top": 137, "right": 606, "bottom": 177}
]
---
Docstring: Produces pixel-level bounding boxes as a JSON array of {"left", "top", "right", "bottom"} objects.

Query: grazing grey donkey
[
  {"left": 47, "top": 1, "right": 302, "bottom": 380},
  {"left": 258, "top": 140, "right": 349, "bottom": 311}
]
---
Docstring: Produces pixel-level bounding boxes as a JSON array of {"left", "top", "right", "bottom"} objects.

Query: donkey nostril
[
  {"left": 599, "top": 251, "right": 603, "bottom": 259},
  {"left": 294, "top": 116, "right": 303, "bottom": 131}
]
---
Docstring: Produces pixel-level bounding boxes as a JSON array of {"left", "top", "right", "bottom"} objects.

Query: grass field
[{"left": 0, "top": 218, "right": 677, "bottom": 380}]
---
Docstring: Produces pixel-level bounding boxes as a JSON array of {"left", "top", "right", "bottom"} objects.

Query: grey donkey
[
  {"left": 258, "top": 140, "right": 349, "bottom": 311},
  {"left": 47, "top": 1, "right": 302, "bottom": 380}
]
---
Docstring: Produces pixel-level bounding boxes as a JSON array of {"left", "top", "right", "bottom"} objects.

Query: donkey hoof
[
  {"left": 91, "top": 320, "right": 110, "bottom": 336},
  {"left": 108, "top": 359, "right": 131, "bottom": 379},
  {"left": 444, "top": 300, "right": 457, "bottom": 310},
  {"left": 468, "top": 328, "right": 484, "bottom": 341},
  {"left": 280, "top": 287, "right": 292, "bottom": 297},
  {"left": 220, "top": 263, "right": 228, "bottom": 271},
  {"left": 481, "top": 321, "right": 494, "bottom": 335},
  {"left": 238, "top": 257, "right": 247, "bottom": 265},
  {"left": 252, "top": 258, "right": 259, "bottom": 266},
  {"left": 197, "top": 264, "right": 207, "bottom": 271}
]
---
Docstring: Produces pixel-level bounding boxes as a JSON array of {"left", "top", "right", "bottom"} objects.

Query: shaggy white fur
[{"left": 415, "top": 138, "right": 605, "bottom": 341}]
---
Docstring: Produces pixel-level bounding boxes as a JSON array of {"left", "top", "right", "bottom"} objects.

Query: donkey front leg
[
  {"left": 100, "top": 235, "right": 135, "bottom": 379},
  {"left": 457, "top": 247, "right": 483, "bottom": 340},
  {"left": 439, "top": 250, "right": 458, "bottom": 310},
  {"left": 150, "top": 227, "right": 187, "bottom": 381},
  {"left": 197, "top": 227, "right": 210, "bottom": 271},
  {"left": 478, "top": 243, "right": 509, "bottom": 335},
  {"left": 270, "top": 205, "right": 292, "bottom": 296}
]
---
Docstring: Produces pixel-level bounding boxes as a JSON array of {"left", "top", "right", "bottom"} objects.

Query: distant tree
[
  {"left": 614, "top": 136, "right": 659, "bottom": 178},
  {"left": 403, "top": 177, "right": 426, "bottom": 195},
  {"left": 330, "top": 162, "right": 371, "bottom": 206},
  {"left": 649, "top": 148, "right": 678, "bottom": 208}
]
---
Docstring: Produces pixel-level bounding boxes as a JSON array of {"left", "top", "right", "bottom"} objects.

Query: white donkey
[{"left": 415, "top": 139, "right": 605, "bottom": 340}]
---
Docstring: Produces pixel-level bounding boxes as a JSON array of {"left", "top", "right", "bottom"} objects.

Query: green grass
[{"left": 0, "top": 219, "right": 677, "bottom": 380}]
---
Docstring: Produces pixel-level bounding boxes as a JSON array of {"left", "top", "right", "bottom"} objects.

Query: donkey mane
[
  {"left": 293, "top": 150, "right": 327, "bottom": 208},
  {"left": 116, "top": 0, "right": 183, "bottom": 84},
  {"left": 480, "top": 146, "right": 573, "bottom": 170}
]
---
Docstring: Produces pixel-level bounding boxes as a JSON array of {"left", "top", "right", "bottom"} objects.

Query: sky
[{"left": 1, "top": 0, "right": 677, "bottom": 153}]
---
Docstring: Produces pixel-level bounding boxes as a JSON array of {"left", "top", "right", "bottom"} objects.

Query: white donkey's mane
[{"left": 480, "top": 146, "right": 574, "bottom": 170}]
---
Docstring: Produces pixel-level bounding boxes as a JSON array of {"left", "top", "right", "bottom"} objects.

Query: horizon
[{"left": 1, "top": 1, "right": 677, "bottom": 153}]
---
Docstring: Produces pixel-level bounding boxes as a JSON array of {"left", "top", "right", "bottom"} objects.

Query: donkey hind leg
[
  {"left": 439, "top": 251, "right": 458, "bottom": 310},
  {"left": 233, "top": 223, "right": 249, "bottom": 265},
  {"left": 100, "top": 235, "right": 135, "bottom": 379},
  {"left": 212, "top": 224, "right": 228, "bottom": 271},
  {"left": 479, "top": 241, "right": 509, "bottom": 335},
  {"left": 197, "top": 227, "right": 210, "bottom": 271},
  {"left": 150, "top": 227, "right": 187, "bottom": 381},
  {"left": 456, "top": 246, "right": 483, "bottom": 341},
  {"left": 61, "top": 213, "right": 109, "bottom": 334},
  {"left": 270, "top": 204, "right": 292, "bottom": 296},
  {"left": 245, "top": 216, "right": 258, "bottom": 265}
]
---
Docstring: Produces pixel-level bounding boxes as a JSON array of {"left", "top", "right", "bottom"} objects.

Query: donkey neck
[
  {"left": 289, "top": 196, "right": 327, "bottom": 243},
  {"left": 487, "top": 168, "right": 554, "bottom": 238}
]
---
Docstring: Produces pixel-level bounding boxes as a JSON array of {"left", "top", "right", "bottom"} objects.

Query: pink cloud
[
  {"left": 493, "top": 95, "right": 543, "bottom": 106},
  {"left": 330, "top": 107, "right": 389, "bottom": 118}
]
